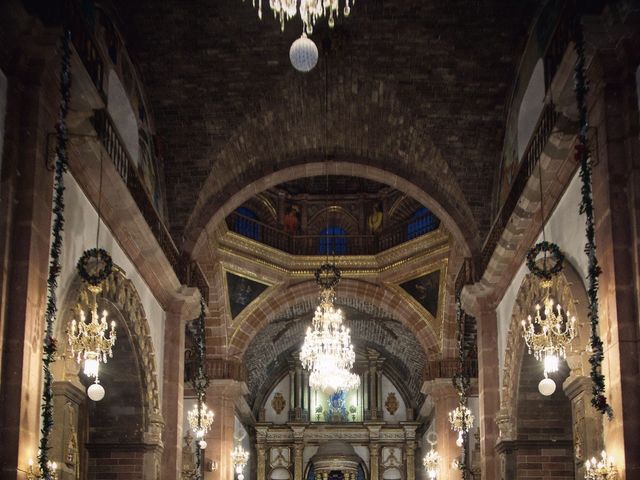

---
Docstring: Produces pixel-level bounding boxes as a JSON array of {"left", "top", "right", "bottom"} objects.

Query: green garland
[
  {"left": 573, "top": 16, "right": 613, "bottom": 419},
  {"left": 192, "top": 294, "right": 209, "bottom": 478},
  {"left": 452, "top": 295, "right": 470, "bottom": 475},
  {"left": 38, "top": 28, "right": 71, "bottom": 478}
]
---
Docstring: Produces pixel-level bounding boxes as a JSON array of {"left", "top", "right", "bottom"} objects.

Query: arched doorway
[{"left": 51, "top": 267, "right": 163, "bottom": 480}]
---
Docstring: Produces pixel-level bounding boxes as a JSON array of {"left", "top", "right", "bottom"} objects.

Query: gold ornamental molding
[{"left": 216, "top": 228, "right": 450, "bottom": 279}]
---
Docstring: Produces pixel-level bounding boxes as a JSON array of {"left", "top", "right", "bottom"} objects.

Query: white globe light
[
  {"left": 538, "top": 377, "right": 556, "bottom": 396},
  {"left": 199, "top": 440, "right": 208, "bottom": 449},
  {"left": 87, "top": 382, "right": 105, "bottom": 401},
  {"left": 289, "top": 34, "right": 318, "bottom": 72}
]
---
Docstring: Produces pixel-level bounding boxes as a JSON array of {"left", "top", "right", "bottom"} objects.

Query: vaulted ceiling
[{"left": 111, "top": 0, "right": 539, "bottom": 249}]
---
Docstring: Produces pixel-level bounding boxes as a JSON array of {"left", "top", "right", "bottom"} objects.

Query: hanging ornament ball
[
  {"left": 290, "top": 34, "right": 318, "bottom": 72},
  {"left": 200, "top": 440, "right": 208, "bottom": 450},
  {"left": 87, "top": 382, "right": 105, "bottom": 401},
  {"left": 538, "top": 377, "right": 556, "bottom": 396}
]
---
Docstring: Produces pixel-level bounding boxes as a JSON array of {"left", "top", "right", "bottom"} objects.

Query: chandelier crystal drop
[
  {"left": 300, "top": 266, "right": 360, "bottom": 393},
  {"left": 187, "top": 402, "right": 215, "bottom": 438},
  {"left": 521, "top": 284, "right": 576, "bottom": 377},
  {"left": 584, "top": 451, "right": 617, "bottom": 480},
  {"left": 68, "top": 284, "right": 116, "bottom": 380},
  {"left": 248, "top": 0, "right": 354, "bottom": 34},
  {"left": 448, "top": 405, "right": 474, "bottom": 447},
  {"left": 422, "top": 449, "right": 441, "bottom": 480}
]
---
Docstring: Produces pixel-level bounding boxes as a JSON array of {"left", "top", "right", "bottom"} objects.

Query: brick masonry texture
[
  {"left": 515, "top": 353, "right": 574, "bottom": 479},
  {"left": 245, "top": 300, "right": 426, "bottom": 409},
  {"left": 112, "top": 0, "right": 537, "bottom": 245}
]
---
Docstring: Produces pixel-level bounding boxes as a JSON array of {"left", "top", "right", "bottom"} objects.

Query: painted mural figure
[
  {"left": 367, "top": 202, "right": 383, "bottom": 234},
  {"left": 283, "top": 205, "right": 300, "bottom": 234}
]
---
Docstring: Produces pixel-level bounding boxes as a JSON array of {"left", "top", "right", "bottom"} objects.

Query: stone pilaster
[
  {"left": 405, "top": 442, "right": 416, "bottom": 480},
  {"left": 294, "top": 443, "right": 304, "bottom": 480},
  {"left": 51, "top": 381, "right": 85, "bottom": 480},
  {"left": 369, "top": 443, "right": 380, "bottom": 480},
  {"left": 256, "top": 444, "right": 266, "bottom": 480},
  {"left": 204, "top": 380, "right": 249, "bottom": 480},
  {"left": 422, "top": 378, "right": 461, "bottom": 480},
  {"left": 462, "top": 296, "right": 500, "bottom": 480},
  {"left": 564, "top": 375, "right": 603, "bottom": 479},
  {"left": 161, "top": 291, "right": 201, "bottom": 480}
]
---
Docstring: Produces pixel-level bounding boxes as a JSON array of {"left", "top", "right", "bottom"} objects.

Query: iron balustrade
[
  {"left": 92, "top": 109, "right": 210, "bottom": 301},
  {"left": 481, "top": 102, "right": 559, "bottom": 277},
  {"left": 226, "top": 209, "right": 440, "bottom": 256}
]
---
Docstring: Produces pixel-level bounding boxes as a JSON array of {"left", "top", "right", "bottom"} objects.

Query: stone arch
[
  {"left": 55, "top": 266, "right": 161, "bottom": 427},
  {"left": 52, "top": 266, "right": 163, "bottom": 478},
  {"left": 228, "top": 278, "right": 440, "bottom": 361},
  {"left": 184, "top": 72, "right": 480, "bottom": 258},
  {"left": 499, "top": 261, "right": 591, "bottom": 435},
  {"left": 107, "top": 69, "right": 140, "bottom": 165}
]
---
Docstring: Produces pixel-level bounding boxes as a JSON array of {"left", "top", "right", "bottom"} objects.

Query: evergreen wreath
[
  {"left": 315, "top": 263, "right": 341, "bottom": 289},
  {"left": 77, "top": 247, "right": 113, "bottom": 286},
  {"left": 38, "top": 28, "right": 72, "bottom": 478},
  {"left": 526, "top": 241, "right": 564, "bottom": 280},
  {"left": 573, "top": 15, "right": 613, "bottom": 419}
]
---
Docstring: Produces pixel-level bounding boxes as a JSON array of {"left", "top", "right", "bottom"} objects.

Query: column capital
[
  {"left": 166, "top": 286, "right": 202, "bottom": 319},
  {"left": 421, "top": 378, "right": 458, "bottom": 400},
  {"left": 562, "top": 374, "right": 592, "bottom": 401}
]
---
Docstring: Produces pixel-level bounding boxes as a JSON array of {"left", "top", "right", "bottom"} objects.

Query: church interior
[{"left": 1, "top": 0, "right": 639, "bottom": 479}]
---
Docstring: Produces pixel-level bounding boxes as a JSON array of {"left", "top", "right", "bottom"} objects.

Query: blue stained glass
[
  {"left": 234, "top": 207, "right": 261, "bottom": 241},
  {"left": 319, "top": 226, "right": 348, "bottom": 255},
  {"left": 407, "top": 207, "right": 440, "bottom": 240}
]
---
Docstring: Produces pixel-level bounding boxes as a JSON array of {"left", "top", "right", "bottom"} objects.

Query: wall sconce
[{"left": 206, "top": 459, "right": 219, "bottom": 472}]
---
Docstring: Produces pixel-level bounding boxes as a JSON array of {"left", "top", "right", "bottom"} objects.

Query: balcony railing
[
  {"left": 423, "top": 358, "right": 478, "bottom": 382},
  {"left": 225, "top": 210, "right": 441, "bottom": 256},
  {"left": 92, "top": 109, "right": 209, "bottom": 301},
  {"left": 471, "top": 1, "right": 576, "bottom": 289}
]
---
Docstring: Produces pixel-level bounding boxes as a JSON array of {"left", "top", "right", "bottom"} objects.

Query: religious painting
[
  {"left": 226, "top": 272, "right": 269, "bottom": 318},
  {"left": 400, "top": 270, "right": 440, "bottom": 317}
]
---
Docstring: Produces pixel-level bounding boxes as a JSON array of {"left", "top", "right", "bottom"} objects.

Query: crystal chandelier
[
  {"left": 521, "top": 284, "right": 576, "bottom": 378},
  {"left": 69, "top": 284, "right": 116, "bottom": 380},
  {"left": 247, "top": 0, "right": 354, "bottom": 34},
  {"left": 584, "top": 451, "right": 618, "bottom": 479},
  {"left": 231, "top": 445, "right": 250, "bottom": 480},
  {"left": 300, "top": 264, "right": 359, "bottom": 393},
  {"left": 423, "top": 448, "right": 441, "bottom": 480},
  {"left": 26, "top": 458, "right": 58, "bottom": 480},
  {"left": 187, "top": 402, "right": 215, "bottom": 439},
  {"left": 448, "top": 405, "right": 474, "bottom": 447}
]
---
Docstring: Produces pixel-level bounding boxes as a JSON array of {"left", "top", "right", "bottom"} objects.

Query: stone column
[
  {"left": 422, "top": 378, "right": 461, "bottom": 480},
  {"left": 205, "top": 380, "right": 249, "bottom": 480},
  {"left": 588, "top": 52, "right": 640, "bottom": 479},
  {"left": 0, "top": 45, "right": 58, "bottom": 479},
  {"left": 162, "top": 291, "right": 201, "bottom": 480},
  {"left": 463, "top": 296, "right": 500, "bottom": 479},
  {"left": 405, "top": 442, "right": 416, "bottom": 480},
  {"left": 294, "top": 443, "right": 304, "bottom": 480},
  {"left": 256, "top": 444, "right": 267, "bottom": 480},
  {"left": 369, "top": 443, "right": 380, "bottom": 480},
  {"left": 50, "top": 381, "right": 85, "bottom": 480},
  {"left": 564, "top": 375, "right": 603, "bottom": 480}
]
